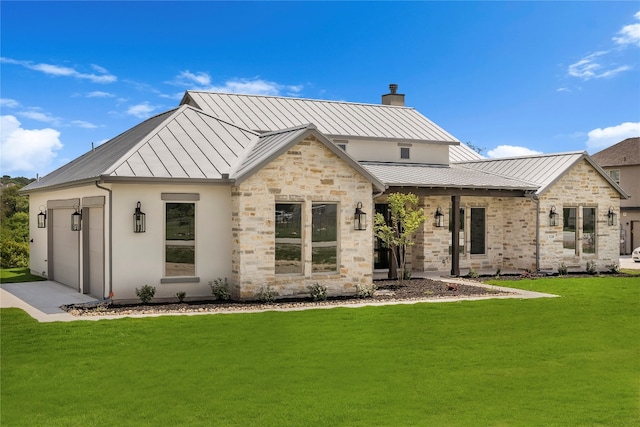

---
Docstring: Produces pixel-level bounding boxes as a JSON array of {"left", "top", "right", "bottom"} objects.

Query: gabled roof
[
  {"left": 231, "top": 124, "right": 386, "bottom": 192},
  {"left": 180, "top": 91, "right": 459, "bottom": 143},
  {"left": 22, "top": 105, "right": 258, "bottom": 192},
  {"left": 591, "top": 137, "right": 640, "bottom": 167},
  {"left": 362, "top": 162, "right": 538, "bottom": 191},
  {"left": 456, "top": 151, "right": 629, "bottom": 198}
]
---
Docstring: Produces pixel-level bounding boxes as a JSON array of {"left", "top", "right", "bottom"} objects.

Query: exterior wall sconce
[
  {"left": 71, "top": 205, "right": 82, "bottom": 231},
  {"left": 133, "top": 201, "right": 146, "bottom": 233},
  {"left": 354, "top": 202, "right": 367, "bottom": 230},
  {"left": 549, "top": 206, "right": 558, "bottom": 227},
  {"left": 37, "top": 206, "right": 47, "bottom": 228},
  {"left": 435, "top": 207, "right": 444, "bottom": 227},
  {"left": 607, "top": 207, "right": 617, "bottom": 226}
]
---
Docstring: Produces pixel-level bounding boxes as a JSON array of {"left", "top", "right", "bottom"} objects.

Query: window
[
  {"left": 312, "top": 203, "right": 337, "bottom": 272},
  {"left": 563, "top": 207, "right": 576, "bottom": 255},
  {"left": 608, "top": 169, "right": 620, "bottom": 185},
  {"left": 449, "top": 207, "right": 465, "bottom": 254},
  {"left": 275, "top": 203, "right": 302, "bottom": 274},
  {"left": 337, "top": 144, "right": 347, "bottom": 151},
  {"left": 400, "top": 147, "right": 410, "bottom": 159},
  {"left": 165, "top": 202, "right": 195, "bottom": 276},
  {"left": 470, "top": 208, "right": 486, "bottom": 255},
  {"left": 582, "top": 207, "right": 596, "bottom": 254}
]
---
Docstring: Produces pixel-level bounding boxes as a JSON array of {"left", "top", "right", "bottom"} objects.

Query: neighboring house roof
[
  {"left": 362, "top": 162, "right": 538, "bottom": 191},
  {"left": 591, "top": 137, "right": 640, "bottom": 167},
  {"left": 456, "top": 151, "right": 629, "bottom": 198},
  {"left": 21, "top": 106, "right": 385, "bottom": 193},
  {"left": 181, "top": 91, "right": 460, "bottom": 144}
]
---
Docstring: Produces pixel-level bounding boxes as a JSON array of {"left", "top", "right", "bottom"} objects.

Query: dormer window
[
  {"left": 400, "top": 147, "right": 410, "bottom": 159},
  {"left": 334, "top": 139, "right": 348, "bottom": 152},
  {"left": 337, "top": 144, "right": 347, "bottom": 152}
]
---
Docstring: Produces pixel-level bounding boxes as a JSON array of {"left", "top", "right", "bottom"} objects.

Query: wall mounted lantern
[
  {"left": 354, "top": 202, "right": 367, "bottom": 230},
  {"left": 37, "top": 206, "right": 47, "bottom": 229},
  {"left": 549, "top": 206, "right": 558, "bottom": 227},
  {"left": 435, "top": 207, "right": 444, "bottom": 227},
  {"left": 133, "top": 201, "right": 146, "bottom": 233},
  {"left": 71, "top": 205, "right": 82, "bottom": 231},
  {"left": 607, "top": 207, "right": 617, "bottom": 226}
]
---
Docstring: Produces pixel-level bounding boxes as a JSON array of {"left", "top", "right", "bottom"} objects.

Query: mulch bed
[{"left": 61, "top": 277, "right": 510, "bottom": 317}]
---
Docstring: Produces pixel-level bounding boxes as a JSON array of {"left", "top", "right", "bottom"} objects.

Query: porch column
[{"left": 451, "top": 195, "right": 460, "bottom": 276}]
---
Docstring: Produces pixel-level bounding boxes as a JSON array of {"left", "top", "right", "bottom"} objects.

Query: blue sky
[{"left": 1, "top": 1, "right": 639, "bottom": 178}]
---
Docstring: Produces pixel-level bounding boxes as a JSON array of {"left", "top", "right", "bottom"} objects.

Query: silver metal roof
[
  {"left": 449, "top": 144, "right": 484, "bottom": 162},
  {"left": 181, "top": 91, "right": 460, "bottom": 143},
  {"left": 362, "top": 162, "right": 538, "bottom": 190},
  {"left": 457, "top": 151, "right": 629, "bottom": 197}
]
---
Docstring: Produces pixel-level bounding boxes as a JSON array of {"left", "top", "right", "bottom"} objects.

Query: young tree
[{"left": 374, "top": 192, "right": 426, "bottom": 284}]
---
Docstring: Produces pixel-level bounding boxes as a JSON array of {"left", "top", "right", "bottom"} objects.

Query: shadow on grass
[{"left": 0, "top": 268, "right": 46, "bottom": 283}]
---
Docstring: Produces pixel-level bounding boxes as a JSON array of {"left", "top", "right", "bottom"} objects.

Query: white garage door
[{"left": 52, "top": 208, "right": 80, "bottom": 290}]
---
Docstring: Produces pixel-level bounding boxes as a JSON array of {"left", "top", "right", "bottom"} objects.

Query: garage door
[
  {"left": 86, "top": 207, "right": 104, "bottom": 298},
  {"left": 51, "top": 208, "right": 80, "bottom": 290}
]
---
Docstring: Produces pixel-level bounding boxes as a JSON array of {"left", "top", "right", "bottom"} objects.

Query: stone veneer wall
[
  {"left": 537, "top": 159, "right": 620, "bottom": 272},
  {"left": 417, "top": 196, "right": 536, "bottom": 274},
  {"left": 231, "top": 135, "right": 375, "bottom": 300}
]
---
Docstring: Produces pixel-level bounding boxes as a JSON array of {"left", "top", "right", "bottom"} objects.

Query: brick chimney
[{"left": 381, "top": 83, "right": 405, "bottom": 106}]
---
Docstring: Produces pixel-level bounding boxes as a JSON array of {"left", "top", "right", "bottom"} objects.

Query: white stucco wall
[
  {"left": 337, "top": 139, "right": 450, "bottom": 165},
  {"left": 110, "top": 183, "right": 233, "bottom": 300}
]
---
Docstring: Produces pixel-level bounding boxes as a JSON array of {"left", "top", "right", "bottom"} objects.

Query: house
[
  {"left": 592, "top": 137, "right": 640, "bottom": 254},
  {"left": 21, "top": 85, "right": 628, "bottom": 301}
]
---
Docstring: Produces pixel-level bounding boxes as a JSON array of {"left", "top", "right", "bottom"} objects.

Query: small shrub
[
  {"left": 356, "top": 284, "right": 377, "bottom": 299},
  {"left": 467, "top": 268, "right": 479, "bottom": 279},
  {"left": 210, "top": 277, "right": 231, "bottom": 300},
  {"left": 586, "top": 260, "right": 597, "bottom": 275},
  {"left": 403, "top": 269, "right": 412, "bottom": 280},
  {"left": 176, "top": 291, "right": 186, "bottom": 303},
  {"left": 495, "top": 268, "right": 501, "bottom": 279},
  {"left": 606, "top": 262, "right": 620, "bottom": 274},
  {"left": 308, "top": 283, "right": 328, "bottom": 301},
  {"left": 257, "top": 285, "right": 278, "bottom": 303},
  {"left": 135, "top": 285, "right": 156, "bottom": 304},
  {"left": 558, "top": 263, "right": 568, "bottom": 276}
]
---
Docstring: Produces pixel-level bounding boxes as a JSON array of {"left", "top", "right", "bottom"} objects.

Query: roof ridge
[
  {"left": 454, "top": 150, "right": 587, "bottom": 164},
  {"left": 184, "top": 90, "right": 416, "bottom": 110}
]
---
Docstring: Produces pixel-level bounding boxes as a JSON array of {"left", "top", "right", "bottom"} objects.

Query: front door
[{"left": 374, "top": 204, "right": 390, "bottom": 269}]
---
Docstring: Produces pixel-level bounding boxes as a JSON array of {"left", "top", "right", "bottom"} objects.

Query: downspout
[
  {"left": 95, "top": 181, "right": 113, "bottom": 299},
  {"left": 528, "top": 192, "right": 540, "bottom": 272}
]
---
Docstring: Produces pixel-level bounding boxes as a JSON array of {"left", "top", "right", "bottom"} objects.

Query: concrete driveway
[
  {"left": 0, "top": 280, "right": 98, "bottom": 322},
  {"left": 620, "top": 255, "right": 640, "bottom": 270}
]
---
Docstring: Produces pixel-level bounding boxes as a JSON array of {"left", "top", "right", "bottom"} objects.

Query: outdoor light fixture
[
  {"left": 37, "top": 206, "right": 47, "bottom": 229},
  {"left": 549, "top": 206, "right": 558, "bottom": 227},
  {"left": 607, "top": 207, "right": 617, "bottom": 226},
  {"left": 354, "top": 202, "right": 367, "bottom": 231},
  {"left": 133, "top": 201, "right": 146, "bottom": 233},
  {"left": 71, "top": 205, "right": 82, "bottom": 231},
  {"left": 435, "top": 206, "right": 444, "bottom": 227}
]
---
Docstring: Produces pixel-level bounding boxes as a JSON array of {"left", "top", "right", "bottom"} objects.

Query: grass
[
  {"left": 1, "top": 276, "right": 639, "bottom": 426},
  {"left": 0, "top": 267, "right": 46, "bottom": 283}
]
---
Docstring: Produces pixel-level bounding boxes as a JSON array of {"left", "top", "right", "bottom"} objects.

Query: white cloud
[
  {"left": 613, "top": 11, "right": 640, "bottom": 46},
  {"left": 585, "top": 122, "right": 640, "bottom": 151},
  {"left": 0, "top": 115, "right": 63, "bottom": 174},
  {"left": 18, "top": 110, "right": 60, "bottom": 125},
  {"left": 71, "top": 120, "right": 98, "bottom": 129},
  {"left": 170, "top": 72, "right": 303, "bottom": 96},
  {"left": 126, "top": 103, "right": 157, "bottom": 118},
  {"left": 487, "top": 145, "right": 543, "bottom": 158},
  {"left": 86, "top": 91, "right": 115, "bottom": 98},
  {"left": 0, "top": 57, "right": 116, "bottom": 83},
  {"left": 568, "top": 51, "right": 631, "bottom": 80},
  {"left": 0, "top": 98, "right": 19, "bottom": 108}
]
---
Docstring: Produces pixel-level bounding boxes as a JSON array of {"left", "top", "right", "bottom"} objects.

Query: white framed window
[
  {"left": 400, "top": 147, "right": 410, "bottom": 159},
  {"left": 608, "top": 169, "right": 620, "bottom": 185}
]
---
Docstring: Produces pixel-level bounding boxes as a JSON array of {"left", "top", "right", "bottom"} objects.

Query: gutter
[{"left": 95, "top": 181, "right": 113, "bottom": 299}]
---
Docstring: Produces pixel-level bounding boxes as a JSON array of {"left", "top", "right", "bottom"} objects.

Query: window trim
[
  {"left": 161, "top": 200, "right": 198, "bottom": 283},
  {"left": 311, "top": 202, "right": 339, "bottom": 274},
  {"left": 275, "top": 202, "right": 304, "bottom": 275},
  {"left": 400, "top": 147, "right": 410, "bottom": 159}
]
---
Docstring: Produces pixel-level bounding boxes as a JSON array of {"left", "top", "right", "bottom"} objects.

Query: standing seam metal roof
[{"left": 181, "top": 91, "right": 460, "bottom": 142}]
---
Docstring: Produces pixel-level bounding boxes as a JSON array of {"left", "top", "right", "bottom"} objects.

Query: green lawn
[
  {"left": 0, "top": 267, "right": 45, "bottom": 283},
  {"left": 1, "top": 277, "right": 639, "bottom": 426}
]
